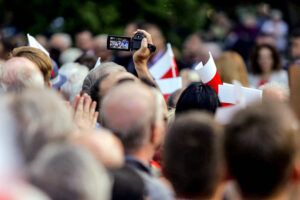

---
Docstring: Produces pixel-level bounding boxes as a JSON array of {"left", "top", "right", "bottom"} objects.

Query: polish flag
[
  {"left": 156, "top": 77, "right": 182, "bottom": 100},
  {"left": 150, "top": 43, "right": 181, "bottom": 100},
  {"left": 195, "top": 52, "right": 222, "bottom": 93},
  {"left": 149, "top": 43, "right": 178, "bottom": 80}
]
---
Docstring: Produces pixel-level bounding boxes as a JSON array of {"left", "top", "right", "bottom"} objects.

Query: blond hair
[{"left": 216, "top": 51, "right": 249, "bottom": 87}]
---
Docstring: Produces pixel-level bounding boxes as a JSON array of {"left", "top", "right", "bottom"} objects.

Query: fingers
[
  {"left": 83, "top": 94, "right": 91, "bottom": 115},
  {"left": 90, "top": 101, "right": 97, "bottom": 120},
  {"left": 93, "top": 111, "right": 99, "bottom": 127},
  {"left": 72, "top": 94, "right": 80, "bottom": 111},
  {"left": 74, "top": 96, "right": 84, "bottom": 120},
  {"left": 134, "top": 29, "right": 153, "bottom": 44}
]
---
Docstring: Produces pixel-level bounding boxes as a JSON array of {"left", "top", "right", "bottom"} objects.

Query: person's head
[
  {"left": 182, "top": 32, "right": 203, "bottom": 66},
  {"left": 225, "top": 101, "right": 300, "bottom": 199},
  {"left": 291, "top": 28, "right": 300, "bottom": 60},
  {"left": 2, "top": 88, "right": 75, "bottom": 162},
  {"left": 271, "top": 9, "right": 283, "bottom": 22},
  {"left": 175, "top": 82, "right": 220, "bottom": 115},
  {"left": 256, "top": 33, "right": 276, "bottom": 47},
  {"left": 179, "top": 69, "right": 201, "bottom": 88},
  {"left": 0, "top": 57, "right": 44, "bottom": 92},
  {"left": 75, "top": 30, "right": 93, "bottom": 52},
  {"left": 11, "top": 46, "right": 53, "bottom": 84},
  {"left": 142, "top": 24, "right": 165, "bottom": 52},
  {"left": 75, "top": 53, "right": 97, "bottom": 70},
  {"left": 259, "top": 82, "right": 289, "bottom": 103},
  {"left": 216, "top": 51, "right": 249, "bottom": 87},
  {"left": 59, "top": 62, "right": 89, "bottom": 103},
  {"left": 0, "top": 38, "right": 15, "bottom": 60},
  {"left": 29, "top": 143, "right": 111, "bottom": 200},
  {"left": 59, "top": 48, "right": 83, "bottom": 65},
  {"left": 250, "top": 44, "right": 282, "bottom": 75},
  {"left": 93, "top": 34, "right": 112, "bottom": 62},
  {"left": 49, "top": 33, "right": 72, "bottom": 52},
  {"left": 163, "top": 111, "right": 224, "bottom": 199},
  {"left": 81, "top": 62, "right": 126, "bottom": 96},
  {"left": 73, "top": 129, "right": 124, "bottom": 169},
  {"left": 90, "top": 71, "right": 137, "bottom": 113},
  {"left": 111, "top": 166, "right": 145, "bottom": 200},
  {"left": 101, "top": 82, "right": 164, "bottom": 155}
]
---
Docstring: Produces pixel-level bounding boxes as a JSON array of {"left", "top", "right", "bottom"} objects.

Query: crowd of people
[{"left": 1, "top": 3, "right": 300, "bottom": 200}]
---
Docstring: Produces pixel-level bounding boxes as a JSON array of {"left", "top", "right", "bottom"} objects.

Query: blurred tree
[{"left": 0, "top": 0, "right": 211, "bottom": 48}]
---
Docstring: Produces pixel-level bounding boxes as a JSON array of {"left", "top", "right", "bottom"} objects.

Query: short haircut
[
  {"left": 250, "top": 44, "right": 282, "bottom": 75},
  {"left": 11, "top": 46, "right": 53, "bottom": 82},
  {"left": 59, "top": 62, "right": 89, "bottom": 103},
  {"left": 81, "top": 62, "right": 126, "bottom": 95},
  {"left": 163, "top": 111, "right": 224, "bottom": 198},
  {"left": 29, "top": 143, "right": 111, "bottom": 200},
  {"left": 224, "top": 101, "right": 299, "bottom": 198},
  {"left": 175, "top": 82, "right": 220, "bottom": 115},
  {"left": 90, "top": 74, "right": 109, "bottom": 111}
]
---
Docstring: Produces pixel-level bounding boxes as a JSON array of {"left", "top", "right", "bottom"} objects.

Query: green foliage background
[{"left": 0, "top": 0, "right": 212, "bottom": 47}]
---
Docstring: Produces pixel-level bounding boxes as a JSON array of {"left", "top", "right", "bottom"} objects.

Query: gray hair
[
  {"left": 29, "top": 143, "right": 111, "bottom": 200},
  {"left": 2, "top": 88, "right": 75, "bottom": 162},
  {"left": 81, "top": 62, "right": 126, "bottom": 95},
  {"left": 59, "top": 62, "right": 89, "bottom": 103}
]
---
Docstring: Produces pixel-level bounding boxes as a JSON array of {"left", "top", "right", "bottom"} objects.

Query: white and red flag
[
  {"left": 150, "top": 43, "right": 181, "bottom": 100},
  {"left": 149, "top": 43, "right": 178, "bottom": 80},
  {"left": 195, "top": 52, "right": 222, "bottom": 93}
]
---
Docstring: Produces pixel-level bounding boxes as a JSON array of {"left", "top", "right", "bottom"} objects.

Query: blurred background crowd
[{"left": 1, "top": 0, "right": 300, "bottom": 200}]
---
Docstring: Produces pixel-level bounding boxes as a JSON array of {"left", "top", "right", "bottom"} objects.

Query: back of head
[
  {"left": 101, "top": 82, "right": 156, "bottom": 153},
  {"left": 216, "top": 51, "right": 249, "bottom": 87},
  {"left": 50, "top": 33, "right": 72, "bottom": 52},
  {"left": 59, "top": 62, "right": 89, "bottom": 102},
  {"left": 175, "top": 82, "right": 220, "bottom": 115},
  {"left": 6, "top": 88, "right": 75, "bottom": 162},
  {"left": 163, "top": 111, "right": 224, "bottom": 199},
  {"left": 0, "top": 57, "right": 44, "bottom": 92},
  {"left": 225, "top": 101, "right": 299, "bottom": 198},
  {"left": 11, "top": 46, "right": 53, "bottom": 82},
  {"left": 81, "top": 62, "right": 126, "bottom": 95},
  {"left": 29, "top": 143, "right": 111, "bottom": 200}
]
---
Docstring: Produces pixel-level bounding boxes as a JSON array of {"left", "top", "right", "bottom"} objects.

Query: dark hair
[
  {"left": 224, "top": 101, "right": 299, "bottom": 198},
  {"left": 291, "top": 28, "right": 300, "bottom": 39},
  {"left": 90, "top": 74, "right": 109, "bottom": 111},
  {"left": 163, "top": 111, "right": 224, "bottom": 198},
  {"left": 75, "top": 53, "right": 97, "bottom": 71},
  {"left": 250, "top": 44, "right": 282, "bottom": 74},
  {"left": 175, "top": 82, "right": 220, "bottom": 115},
  {"left": 111, "top": 166, "right": 145, "bottom": 200}
]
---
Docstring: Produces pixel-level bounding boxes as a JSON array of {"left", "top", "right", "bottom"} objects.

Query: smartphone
[{"left": 107, "top": 36, "right": 131, "bottom": 51}]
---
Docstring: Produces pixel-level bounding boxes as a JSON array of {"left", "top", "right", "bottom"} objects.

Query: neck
[
  {"left": 131, "top": 144, "right": 155, "bottom": 165},
  {"left": 261, "top": 72, "right": 271, "bottom": 81}
]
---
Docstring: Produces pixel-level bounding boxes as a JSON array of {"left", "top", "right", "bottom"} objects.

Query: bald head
[
  {"left": 100, "top": 71, "right": 138, "bottom": 97},
  {"left": 101, "top": 82, "right": 156, "bottom": 153},
  {"left": 0, "top": 57, "right": 44, "bottom": 92},
  {"left": 50, "top": 33, "right": 72, "bottom": 52},
  {"left": 73, "top": 129, "right": 124, "bottom": 169}
]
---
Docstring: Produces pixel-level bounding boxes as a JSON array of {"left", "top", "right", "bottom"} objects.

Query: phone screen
[{"left": 107, "top": 36, "right": 131, "bottom": 51}]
